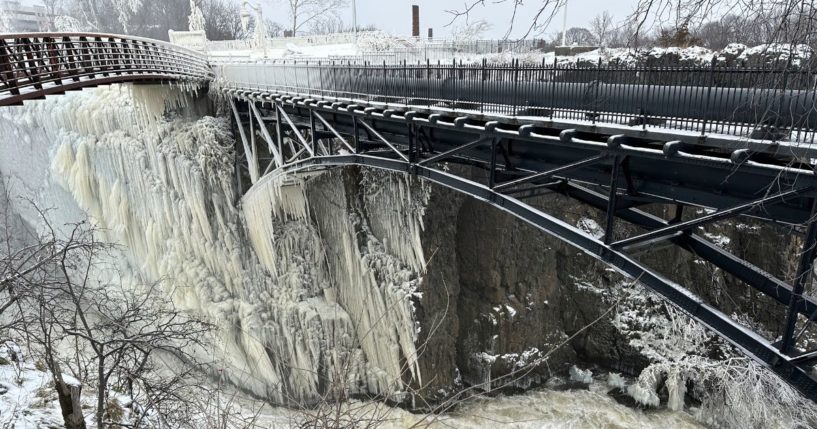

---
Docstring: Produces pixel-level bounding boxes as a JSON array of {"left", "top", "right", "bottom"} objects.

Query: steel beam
[
  {"left": 277, "top": 104, "right": 315, "bottom": 157},
  {"left": 559, "top": 182, "right": 817, "bottom": 317},
  {"left": 604, "top": 156, "right": 622, "bottom": 245},
  {"left": 613, "top": 188, "right": 808, "bottom": 251},
  {"left": 781, "top": 200, "right": 817, "bottom": 354},
  {"left": 494, "top": 154, "right": 609, "bottom": 192},
  {"left": 313, "top": 111, "right": 354, "bottom": 153},
  {"left": 248, "top": 102, "right": 283, "bottom": 167},
  {"left": 228, "top": 98, "right": 258, "bottom": 184},
  {"left": 417, "top": 137, "right": 490, "bottom": 166},
  {"left": 356, "top": 118, "right": 409, "bottom": 162}
]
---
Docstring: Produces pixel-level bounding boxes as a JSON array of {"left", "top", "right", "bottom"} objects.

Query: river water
[{"left": 252, "top": 382, "right": 704, "bottom": 428}]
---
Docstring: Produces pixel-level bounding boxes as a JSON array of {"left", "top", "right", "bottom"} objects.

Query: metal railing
[
  {"left": 217, "top": 59, "right": 817, "bottom": 142},
  {"left": 0, "top": 32, "right": 212, "bottom": 106},
  {"left": 207, "top": 37, "right": 545, "bottom": 64}
]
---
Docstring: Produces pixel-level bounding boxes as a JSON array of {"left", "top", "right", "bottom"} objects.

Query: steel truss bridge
[{"left": 5, "top": 33, "right": 817, "bottom": 402}]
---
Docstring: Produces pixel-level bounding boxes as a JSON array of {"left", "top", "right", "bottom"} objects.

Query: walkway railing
[
  {"left": 217, "top": 59, "right": 817, "bottom": 142},
  {"left": 0, "top": 32, "right": 212, "bottom": 106}
]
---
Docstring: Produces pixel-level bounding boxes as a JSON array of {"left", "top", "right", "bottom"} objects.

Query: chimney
[
  {"left": 428, "top": 28, "right": 433, "bottom": 40},
  {"left": 412, "top": 5, "right": 420, "bottom": 37}
]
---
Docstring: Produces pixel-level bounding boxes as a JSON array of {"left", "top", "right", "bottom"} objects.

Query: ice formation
[
  {"left": 568, "top": 365, "right": 593, "bottom": 384},
  {"left": 611, "top": 281, "right": 817, "bottom": 426},
  {"left": 242, "top": 167, "right": 430, "bottom": 396},
  {"left": 0, "top": 84, "right": 431, "bottom": 405}
]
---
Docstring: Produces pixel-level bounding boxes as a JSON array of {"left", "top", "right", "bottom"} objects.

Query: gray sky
[
  {"left": 258, "top": 0, "right": 641, "bottom": 39},
  {"left": 15, "top": 0, "right": 641, "bottom": 39}
]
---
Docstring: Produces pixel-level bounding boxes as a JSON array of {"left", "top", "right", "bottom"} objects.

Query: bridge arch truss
[{"left": 226, "top": 88, "right": 817, "bottom": 401}]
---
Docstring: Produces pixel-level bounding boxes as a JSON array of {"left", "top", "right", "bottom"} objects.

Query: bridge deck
[{"left": 0, "top": 32, "right": 212, "bottom": 106}]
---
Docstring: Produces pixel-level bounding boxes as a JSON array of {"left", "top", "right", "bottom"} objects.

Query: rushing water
[{"left": 250, "top": 382, "right": 704, "bottom": 428}]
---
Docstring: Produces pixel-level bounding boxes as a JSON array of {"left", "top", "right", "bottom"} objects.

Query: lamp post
[
  {"left": 241, "top": 1, "right": 267, "bottom": 56},
  {"left": 561, "top": 0, "right": 568, "bottom": 46},
  {"left": 352, "top": 0, "right": 358, "bottom": 42}
]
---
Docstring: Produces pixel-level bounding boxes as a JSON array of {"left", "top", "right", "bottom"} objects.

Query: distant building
[{"left": 1, "top": 1, "right": 50, "bottom": 32}]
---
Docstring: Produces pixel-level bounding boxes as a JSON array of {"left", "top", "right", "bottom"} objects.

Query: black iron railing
[
  {"left": 217, "top": 59, "right": 817, "bottom": 142},
  {"left": 0, "top": 32, "right": 212, "bottom": 106}
]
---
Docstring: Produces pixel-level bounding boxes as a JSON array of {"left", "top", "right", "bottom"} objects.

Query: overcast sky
[
  {"left": 258, "top": 0, "right": 641, "bottom": 39},
  {"left": 14, "top": 0, "right": 642, "bottom": 39}
]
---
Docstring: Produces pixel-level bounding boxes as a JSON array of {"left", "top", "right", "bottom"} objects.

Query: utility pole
[
  {"left": 561, "top": 0, "right": 568, "bottom": 46},
  {"left": 352, "top": 0, "right": 357, "bottom": 41}
]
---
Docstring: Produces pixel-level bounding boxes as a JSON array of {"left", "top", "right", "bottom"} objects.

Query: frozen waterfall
[{"left": 0, "top": 84, "right": 429, "bottom": 406}]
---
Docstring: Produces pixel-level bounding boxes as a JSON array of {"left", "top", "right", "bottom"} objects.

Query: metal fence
[
  {"left": 0, "top": 32, "right": 212, "bottom": 106},
  {"left": 218, "top": 59, "right": 817, "bottom": 142},
  {"left": 207, "top": 36, "right": 546, "bottom": 64},
  {"left": 323, "top": 41, "right": 545, "bottom": 65}
]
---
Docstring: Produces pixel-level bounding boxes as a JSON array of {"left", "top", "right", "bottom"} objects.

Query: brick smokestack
[
  {"left": 428, "top": 28, "right": 433, "bottom": 40},
  {"left": 412, "top": 5, "right": 420, "bottom": 37}
]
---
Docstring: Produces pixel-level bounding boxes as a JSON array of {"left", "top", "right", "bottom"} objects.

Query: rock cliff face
[{"left": 400, "top": 164, "right": 809, "bottom": 403}]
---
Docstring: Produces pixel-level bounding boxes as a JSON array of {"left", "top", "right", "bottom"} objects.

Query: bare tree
[
  {"left": 1, "top": 193, "right": 214, "bottom": 428},
  {"left": 452, "top": 19, "right": 493, "bottom": 42},
  {"left": 446, "top": 0, "right": 566, "bottom": 39},
  {"left": 624, "top": 0, "right": 817, "bottom": 46},
  {"left": 280, "top": 0, "right": 349, "bottom": 36},
  {"left": 562, "top": 27, "right": 595, "bottom": 46},
  {"left": 591, "top": 11, "right": 615, "bottom": 47},
  {"left": 201, "top": 0, "right": 249, "bottom": 40}
]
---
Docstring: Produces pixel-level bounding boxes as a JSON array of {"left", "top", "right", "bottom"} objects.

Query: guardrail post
[
  {"left": 512, "top": 58, "right": 519, "bottom": 116},
  {"left": 550, "top": 56, "right": 557, "bottom": 119},
  {"left": 319, "top": 61, "right": 324, "bottom": 98},
  {"left": 383, "top": 60, "right": 387, "bottom": 107},
  {"left": 480, "top": 58, "right": 486, "bottom": 114},
  {"left": 702, "top": 56, "right": 716, "bottom": 135},
  {"left": 593, "top": 57, "right": 602, "bottom": 124},
  {"left": 426, "top": 58, "right": 431, "bottom": 107},
  {"left": 774, "top": 55, "right": 793, "bottom": 142},
  {"left": 403, "top": 59, "right": 408, "bottom": 106}
]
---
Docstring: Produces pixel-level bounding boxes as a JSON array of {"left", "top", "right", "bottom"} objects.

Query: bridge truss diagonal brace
[
  {"left": 493, "top": 154, "right": 610, "bottom": 192},
  {"left": 228, "top": 98, "right": 259, "bottom": 184},
  {"left": 560, "top": 182, "right": 817, "bottom": 318},
  {"left": 313, "top": 111, "right": 355, "bottom": 153},
  {"left": 356, "top": 118, "right": 410, "bottom": 163},
  {"left": 780, "top": 199, "right": 817, "bottom": 354},
  {"left": 416, "top": 136, "right": 491, "bottom": 166},
  {"left": 276, "top": 103, "right": 315, "bottom": 157},
  {"left": 612, "top": 187, "right": 811, "bottom": 251},
  {"left": 248, "top": 102, "right": 284, "bottom": 169}
]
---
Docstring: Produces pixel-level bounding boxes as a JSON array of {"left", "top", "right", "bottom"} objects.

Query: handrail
[
  {"left": 0, "top": 32, "right": 213, "bottom": 106},
  {"left": 215, "top": 60, "right": 817, "bottom": 142}
]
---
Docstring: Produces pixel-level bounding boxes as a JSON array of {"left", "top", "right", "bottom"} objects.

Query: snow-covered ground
[{"left": 206, "top": 30, "right": 812, "bottom": 69}]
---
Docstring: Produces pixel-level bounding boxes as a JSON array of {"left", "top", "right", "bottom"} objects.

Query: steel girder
[{"left": 228, "top": 92, "right": 817, "bottom": 401}]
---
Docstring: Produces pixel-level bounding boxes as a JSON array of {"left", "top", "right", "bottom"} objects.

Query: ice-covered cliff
[{"left": 0, "top": 85, "right": 429, "bottom": 406}]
